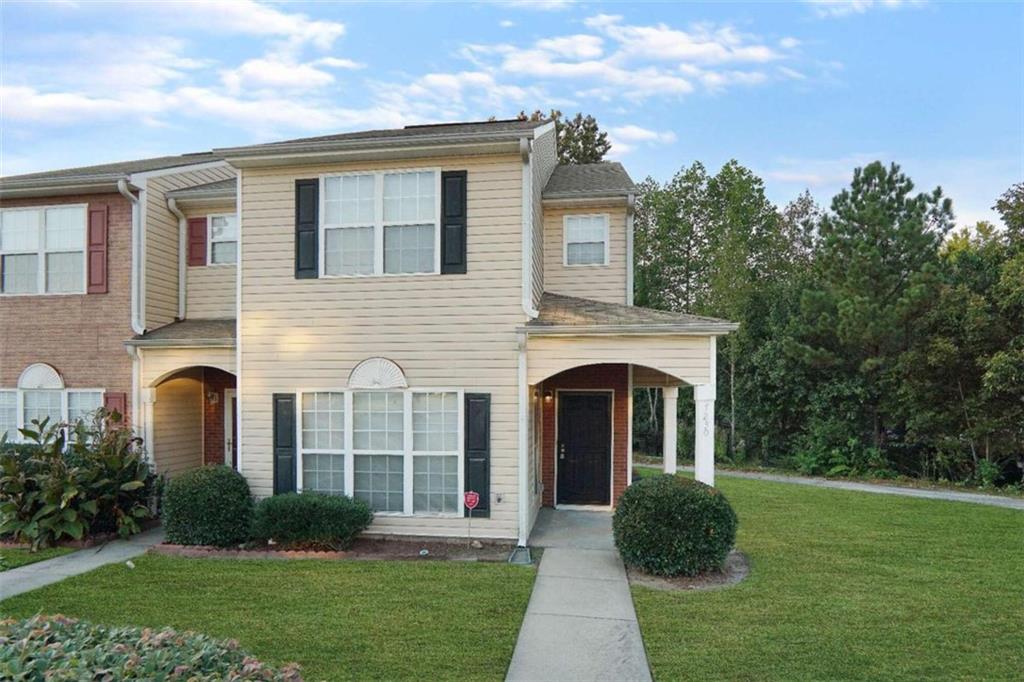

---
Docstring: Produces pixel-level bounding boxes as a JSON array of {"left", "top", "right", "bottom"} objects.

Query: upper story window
[
  {"left": 208, "top": 214, "right": 238, "bottom": 265},
  {"left": 1, "top": 205, "right": 86, "bottom": 295},
  {"left": 563, "top": 214, "right": 609, "bottom": 267},
  {"left": 321, "top": 170, "right": 440, "bottom": 277}
]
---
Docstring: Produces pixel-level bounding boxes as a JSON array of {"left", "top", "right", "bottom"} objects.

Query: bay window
[
  {"left": 321, "top": 170, "right": 440, "bottom": 277},
  {"left": 1, "top": 205, "right": 87, "bottom": 295},
  {"left": 298, "top": 388, "right": 463, "bottom": 516}
]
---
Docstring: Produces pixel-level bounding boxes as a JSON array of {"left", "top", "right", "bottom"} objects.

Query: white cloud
[
  {"left": 501, "top": 0, "right": 575, "bottom": 10},
  {"left": 535, "top": 34, "right": 604, "bottom": 60},
  {"left": 221, "top": 57, "right": 337, "bottom": 93},
  {"left": 0, "top": 85, "right": 161, "bottom": 124},
  {"left": 587, "top": 15, "right": 783, "bottom": 64},
  {"left": 606, "top": 125, "right": 677, "bottom": 157},
  {"left": 500, "top": 20, "right": 517, "bottom": 28},
  {"left": 164, "top": 0, "right": 345, "bottom": 49},
  {"left": 806, "top": 0, "right": 927, "bottom": 19},
  {"left": 779, "top": 37, "right": 801, "bottom": 49},
  {"left": 316, "top": 57, "right": 364, "bottom": 70}
]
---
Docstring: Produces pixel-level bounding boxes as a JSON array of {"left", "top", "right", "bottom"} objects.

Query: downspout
[
  {"left": 118, "top": 179, "right": 145, "bottom": 335},
  {"left": 166, "top": 197, "right": 187, "bottom": 320},
  {"left": 520, "top": 138, "right": 539, "bottom": 319},
  {"left": 626, "top": 192, "right": 635, "bottom": 306},
  {"left": 516, "top": 330, "right": 530, "bottom": 546}
]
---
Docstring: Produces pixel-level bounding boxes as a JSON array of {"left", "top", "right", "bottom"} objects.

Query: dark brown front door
[{"left": 557, "top": 392, "right": 612, "bottom": 505}]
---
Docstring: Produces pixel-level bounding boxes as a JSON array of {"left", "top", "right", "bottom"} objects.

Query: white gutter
[
  {"left": 118, "top": 179, "right": 145, "bottom": 335},
  {"left": 166, "top": 197, "right": 187, "bottom": 320},
  {"left": 626, "top": 192, "right": 635, "bottom": 306},
  {"left": 520, "top": 138, "right": 539, "bottom": 319},
  {"left": 516, "top": 331, "right": 530, "bottom": 546},
  {"left": 127, "top": 345, "right": 141, "bottom": 441}
]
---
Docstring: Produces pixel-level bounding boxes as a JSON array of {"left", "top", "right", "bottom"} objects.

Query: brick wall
[
  {"left": 201, "top": 367, "right": 236, "bottom": 465},
  {"left": 540, "top": 363, "right": 629, "bottom": 507},
  {"left": 0, "top": 193, "right": 134, "bottom": 410}
]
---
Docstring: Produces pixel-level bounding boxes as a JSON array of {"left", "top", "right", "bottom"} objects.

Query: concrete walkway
[
  {"left": 506, "top": 510, "right": 651, "bottom": 682},
  {"left": 0, "top": 526, "right": 164, "bottom": 601},
  {"left": 652, "top": 465, "right": 1024, "bottom": 511}
]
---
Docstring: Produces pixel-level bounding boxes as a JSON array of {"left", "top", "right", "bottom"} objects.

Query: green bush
[
  {"left": 0, "top": 614, "right": 300, "bottom": 680},
  {"left": 163, "top": 466, "right": 253, "bottom": 547},
  {"left": 613, "top": 474, "right": 738, "bottom": 577},
  {"left": 0, "top": 413, "right": 153, "bottom": 549},
  {"left": 253, "top": 492, "right": 372, "bottom": 550}
]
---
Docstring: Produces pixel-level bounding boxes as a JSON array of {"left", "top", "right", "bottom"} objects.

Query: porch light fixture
[
  {"left": 543, "top": 391, "right": 553, "bottom": 404},
  {"left": 206, "top": 390, "right": 219, "bottom": 404}
]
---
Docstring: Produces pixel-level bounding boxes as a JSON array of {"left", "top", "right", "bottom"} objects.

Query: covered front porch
[
  {"left": 523, "top": 293, "right": 737, "bottom": 519},
  {"left": 125, "top": 319, "right": 237, "bottom": 476}
]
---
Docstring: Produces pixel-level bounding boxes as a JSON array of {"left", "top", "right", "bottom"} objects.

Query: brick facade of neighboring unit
[
  {"left": 201, "top": 367, "right": 236, "bottom": 466},
  {"left": 0, "top": 193, "right": 134, "bottom": 412},
  {"left": 540, "top": 363, "right": 630, "bottom": 508}
]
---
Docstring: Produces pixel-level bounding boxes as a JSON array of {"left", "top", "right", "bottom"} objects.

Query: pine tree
[{"left": 516, "top": 110, "right": 611, "bottom": 164}]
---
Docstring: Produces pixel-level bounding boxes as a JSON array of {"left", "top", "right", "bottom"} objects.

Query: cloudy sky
[{"left": 2, "top": 0, "right": 1020, "bottom": 225}]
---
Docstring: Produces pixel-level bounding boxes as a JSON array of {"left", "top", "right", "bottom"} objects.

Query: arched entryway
[{"left": 149, "top": 365, "right": 236, "bottom": 477}]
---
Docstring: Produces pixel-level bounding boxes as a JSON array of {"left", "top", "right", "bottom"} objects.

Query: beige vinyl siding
[
  {"left": 531, "top": 128, "right": 557, "bottom": 307},
  {"left": 543, "top": 205, "right": 628, "bottom": 304},
  {"left": 140, "top": 347, "right": 236, "bottom": 388},
  {"left": 153, "top": 369, "right": 203, "bottom": 476},
  {"left": 144, "top": 166, "right": 236, "bottom": 329},
  {"left": 183, "top": 203, "right": 237, "bottom": 319},
  {"left": 239, "top": 153, "right": 526, "bottom": 540},
  {"left": 527, "top": 334, "right": 711, "bottom": 386}
]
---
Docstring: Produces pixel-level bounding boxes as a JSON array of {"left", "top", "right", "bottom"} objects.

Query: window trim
[
  {"left": 562, "top": 213, "right": 610, "bottom": 267},
  {"left": 0, "top": 203, "right": 89, "bottom": 296},
  {"left": 206, "top": 213, "right": 238, "bottom": 267},
  {"left": 295, "top": 387, "right": 465, "bottom": 517},
  {"left": 0, "top": 387, "right": 105, "bottom": 442},
  {"left": 318, "top": 169, "right": 442, "bottom": 279}
]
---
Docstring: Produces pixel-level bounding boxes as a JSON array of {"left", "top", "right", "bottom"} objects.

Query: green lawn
[
  {"left": 0, "top": 546, "right": 73, "bottom": 571},
  {"left": 0, "top": 555, "right": 535, "bottom": 681},
  {"left": 632, "top": 472, "right": 1024, "bottom": 680}
]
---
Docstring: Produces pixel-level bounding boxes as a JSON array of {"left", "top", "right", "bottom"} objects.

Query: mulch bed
[
  {"left": 627, "top": 550, "right": 750, "bottom": 592},
  {"left": 152, "top": 536, "right": 517, "bottom": 563}
]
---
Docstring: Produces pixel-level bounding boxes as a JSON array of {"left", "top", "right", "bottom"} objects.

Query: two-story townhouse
[
  {"left": 0, "top": 154, "right": 237, "bottom": 473},
  {"left": 3, "top": 119, "right": 736, "bottom": 546}
]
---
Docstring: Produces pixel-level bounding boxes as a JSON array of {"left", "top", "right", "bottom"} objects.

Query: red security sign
[{"left": 464, "top": 491, "right": 480, "bottom": 511}]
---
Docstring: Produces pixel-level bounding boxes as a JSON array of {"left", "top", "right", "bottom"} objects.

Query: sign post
[{"left": 464, "top": 490, "right": 480, "bottom": 544}]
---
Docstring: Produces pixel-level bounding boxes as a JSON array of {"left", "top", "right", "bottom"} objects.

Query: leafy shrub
[
  {"left": 0, "top": 614, "right": 300, "bottom": 681},
  {"left": 0, "top": 413, "right": 153, "bottom": 549},
  {"left": 163, "top": 465, "right": 253, "bottom": 547},
  {"left": 613, "top": 474, "right": 738, "bottom": 577},
  {"left": 252, "top": 492, "right": 372, "bottom": 550}
]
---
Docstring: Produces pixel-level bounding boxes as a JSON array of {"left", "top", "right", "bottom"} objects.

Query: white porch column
[
  {"left": 662, "top": 386, "right": 679, "bottom": 474},
  {"left": 142, "top": 387, "right": 156, "bottom": 465},
  {"left": 694, "top": 384, "right": 715, "bottom": 486}
]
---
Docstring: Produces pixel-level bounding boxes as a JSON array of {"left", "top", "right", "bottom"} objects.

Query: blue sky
[{"left": 2, "top": 0, "right": 1021, "bottom": 225}]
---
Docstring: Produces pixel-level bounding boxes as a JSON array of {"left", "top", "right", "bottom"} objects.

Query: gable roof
[
  {"left": 542, "top": 162, "right": 636, "bottom": 200},
  {"left": 525, "top": 293, "right": 737, "bottom": 335}
]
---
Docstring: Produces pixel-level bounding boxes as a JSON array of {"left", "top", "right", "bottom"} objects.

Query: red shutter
[
  {"left": 187, "top": 217, "right": 208, "bottom": 266},
  {"left": 103, "top": 392, "right": 128, "bottom": 422},
  {"left": 87, "top": 205, "right": 109, "bottom": 294}
]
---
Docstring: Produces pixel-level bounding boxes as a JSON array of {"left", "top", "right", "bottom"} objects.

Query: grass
[
  {"left": 631, "top": 471, "right": 1024, "bottom": 680},
  {"left": 0, "top": 555, "right": 535, "bottom": 681},
  {"left": 0, "top": 546, "right": 73, "bottom": 571}
]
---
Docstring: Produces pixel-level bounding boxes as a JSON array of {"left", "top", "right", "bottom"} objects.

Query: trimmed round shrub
[
  {"left": 613, "top": 474, "right": 738, "bottom": 576},
  {"left": 0, "top": 614, "right": 300, "bottom": 680},
  {"left": 252, "top": 492, "right": 372, "bottom": 550},
  {"left": 163, "top": 465, "right": 253, "bottom": 547}
]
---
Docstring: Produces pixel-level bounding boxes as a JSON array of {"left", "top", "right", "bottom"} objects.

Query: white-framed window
[
  {"left": 0, "top": 391, "right": 17, "bottom": 442},
  {"left": 563, "top": 214, "right": 610, "bottom": 266},
  {"left": 1, "top": 205, "right": 87, "bottom": 295},
  {"left": 297, "top": 388, "right": 464, "bottom": 517},
  {"left": 208, "top": 214, "right": 238, "bottom": 265},
  {"left": 0, "top": 388, "right": 105, "bottom": 442},
  {"left": 320, "top": 170, "right": 441, "bottom": 277}
]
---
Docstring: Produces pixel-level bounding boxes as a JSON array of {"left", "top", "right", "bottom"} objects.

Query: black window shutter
[
  {"left": 272, "top": 393, "right": 297, "bottom": 494},
  {"left": 464, "top": 393, "right": 490, "bottom": 517},
  {"left": 441, "top": 171, "right": 467, "bottom": 274},
  {"left": 295, "top": 179, "right": 319, "bottom": 279}
]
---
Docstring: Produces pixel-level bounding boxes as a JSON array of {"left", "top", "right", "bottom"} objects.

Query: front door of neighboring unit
[
  {"left": 557, "top": 392, "right": 612, "bottom": 505},
  {"left": 224, "top": 389, "right": 237, "bottom": 470}
]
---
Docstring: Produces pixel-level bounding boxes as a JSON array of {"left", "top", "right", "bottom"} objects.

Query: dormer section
[{"left": 541, "top": 162, "right": 636, "bottom": 305}]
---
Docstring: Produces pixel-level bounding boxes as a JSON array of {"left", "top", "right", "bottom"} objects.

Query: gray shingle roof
[
  {"left": 1, "top": 152, "right": 219, "bottom": 184},
  {"left": 215, "top": 119, "right": 550, "bottom": 158},
  {"left": 126, "top": 319, "right": 236, "bottom": 347},
  {"left": 166, "top": 177, "right": 237, "bottom": 200},
  {"left": 543, "top": 162, "right": 636, "bottom": 200},
  {"left": 526, "top": 293, "right": 736, "bottom": 334}
]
